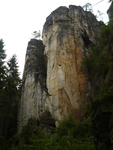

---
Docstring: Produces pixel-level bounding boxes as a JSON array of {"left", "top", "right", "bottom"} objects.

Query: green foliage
[
  {"left": 82, "top": 22, "right": 113, "bottom": 149},
  {"left": 0, "top": 39, "right": 6, "bottom": 90},
  {"left": 4, "top": 119, "right": 45, "bottom": 150},
  {"left": 0, "top": 39, "right": 6, "bottom": 61},
  {"left": 0, "top": 40, "right": 21, "bottom": 149},
  {"left": 82, "top": 22, "right": 113, "bottom": 87},
  {"left": 3, "top": 117, "right": 95, "bottom": 150}
]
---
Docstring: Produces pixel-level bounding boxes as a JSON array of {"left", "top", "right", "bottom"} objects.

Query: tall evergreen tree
[
  {"left": 0, "top": 54, "right": 21, "bottom": 149},
  {"left": 0, "top": 39, "right": 6, "bottom": 140},
  {"left": 4, "top": 55, "right": 21, "bottom": 140},
  {"left": 82, "top": 22, "right": 113, "bottom": 149},
  {"left": 0, "top": 39, "right": 6, "bottom": 61},
  {"left": 0, "top": 39, "right": 6, "bottom": 89}
]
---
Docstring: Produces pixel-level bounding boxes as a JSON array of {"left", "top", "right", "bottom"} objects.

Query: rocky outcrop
[
  {"left": 18, "top": 39, "right": 50, "bottom": 132},
  {"left": 42, "top": 5, "right": 101, "bottom": 122},
  {"left": 18, "top": 5, "right": 101, "bottom": 131},
  {"left": 39, "top": 111, "right": 55, "bottom": 136}
]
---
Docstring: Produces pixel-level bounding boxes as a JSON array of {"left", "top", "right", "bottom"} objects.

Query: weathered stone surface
[
  {"left": 39, "top": 111, "right": 55, "bottom": 136},
  {"left": 18, "top": 39, "right": 50, "bottom": 132},
  {"left": 18, "top": 5, "right": 101, "bottom": 131},
  {"left": 42, "top": 5, "right": 101, "bottom": 122}
]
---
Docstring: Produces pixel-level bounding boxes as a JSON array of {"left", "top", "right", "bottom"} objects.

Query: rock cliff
[
  {"left": 42, "top": 5, "right": 101, "bottom": 121},
  {"left": 18, "top": 39, "right": 50, "bottom": 132},
  {"left": 18, "top": 5, "right": 101, "bottom": 131}
]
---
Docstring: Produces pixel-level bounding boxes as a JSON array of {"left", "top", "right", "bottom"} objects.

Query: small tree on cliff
[
  {"left": 32, "top": 30, "right": 41, "bottom": 39},
  {"left": 83, "top": 3, "right": 93, "bottom": 12}
]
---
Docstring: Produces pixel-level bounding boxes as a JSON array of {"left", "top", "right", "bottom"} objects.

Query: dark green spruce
[
  {"left": 82, "top": 21, "right": 113, "bottom": 150},
  {"left": 0, "top": 47, "right": 21, "bottom": 149}
]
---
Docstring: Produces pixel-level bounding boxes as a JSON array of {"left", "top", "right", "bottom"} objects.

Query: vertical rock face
[
  {"left": 42, "top": 6, "right": 101, "bottom": 122},
  {"left": 18, "top": 39, "right": 50, "bottom": 132},
  {"left": 18, "top": 5, "right": 101, "bottom": 131}
]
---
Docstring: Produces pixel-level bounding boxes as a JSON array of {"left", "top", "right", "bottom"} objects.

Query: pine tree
[
  {"left": 3, "top": 55, "right": 21, "bottom": 140},
  {"left": 0, "top": 54, "right": 21, "bottom": 148},
  {"left": 0, "top": 39, "right": 6, "bottom": 143},
  {"left": 0, "top": 39, "right": 6, "bottom": 89}
]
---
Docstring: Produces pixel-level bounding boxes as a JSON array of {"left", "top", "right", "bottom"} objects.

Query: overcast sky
[{"left": 0, "top": 0, "right": 111, "bottom": 78}]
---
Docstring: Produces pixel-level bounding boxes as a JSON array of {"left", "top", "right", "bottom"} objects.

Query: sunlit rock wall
[
  {"left": 18, "top": 39, "right": 50, "bottom": 132},
  {"left": 42, "top": 5, "right": 101, "bottom": 122},
  {"left": 18, "top": 5, "right": 101, "bottom": 131}
]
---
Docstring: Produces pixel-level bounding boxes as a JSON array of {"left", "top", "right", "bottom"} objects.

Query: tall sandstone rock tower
[{"left": 18, "top": 5, "right": 101, "bottom": 131}]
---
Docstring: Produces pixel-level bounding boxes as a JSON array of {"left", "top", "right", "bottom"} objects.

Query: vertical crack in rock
[
  {"left": 19, "top": 5, "right": 102, "bottom": 131},
  {"left": 42, "top": 5, "right": 101, "bottom": 122},
  {"left": 18, "top": 39, "right": 50, "bottom": 132}
]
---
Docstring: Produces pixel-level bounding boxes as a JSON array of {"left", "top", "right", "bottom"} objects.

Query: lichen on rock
[
  {"left": 18, "top": 5, "right": 101, "bottom": 132},
  {"left": 42, "top": 5, "right": 101, "bottom": 122},
  {"left": 18, "top": 39, "right": 50, "bottom": 132}
]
